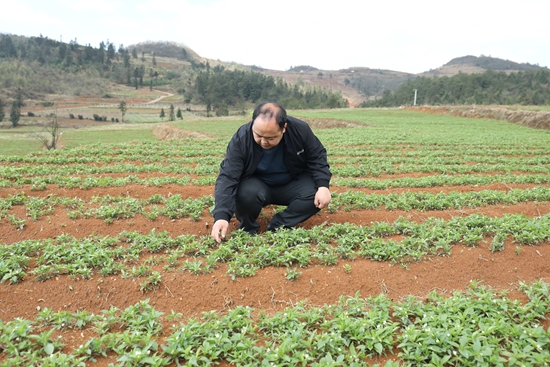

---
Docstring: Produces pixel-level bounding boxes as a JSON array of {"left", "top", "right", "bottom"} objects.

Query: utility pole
[{"left": 413, "top": 89, "right": 418, "bottom": 106}]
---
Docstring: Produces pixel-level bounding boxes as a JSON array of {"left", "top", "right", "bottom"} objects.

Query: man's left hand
[{"left": 314, "top": 186, "right": 331, "bottom": 209}]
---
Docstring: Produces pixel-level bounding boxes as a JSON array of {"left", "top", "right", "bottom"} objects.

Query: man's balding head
[{"left": 252, "top": 102, "right": 287, "bottom": 129}]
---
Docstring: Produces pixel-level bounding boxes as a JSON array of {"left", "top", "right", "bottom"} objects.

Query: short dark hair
[{"left": 252, "top": 102, "right": 287, "bottom": 129}]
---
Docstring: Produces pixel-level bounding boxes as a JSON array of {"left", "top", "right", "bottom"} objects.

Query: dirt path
[{"left": 146, "top": 90, "right": 175, "bottom": 104}]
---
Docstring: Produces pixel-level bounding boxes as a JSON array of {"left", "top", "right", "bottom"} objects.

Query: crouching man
[{"left": 211, "top": 101, "right": 331, "bottom": 242}]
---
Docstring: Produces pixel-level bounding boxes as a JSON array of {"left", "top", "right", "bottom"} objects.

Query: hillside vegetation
[
  {"left": 1, "top": 33, "right": 549, "bottom": 112},
  {"left": 0, "top": 34, "right": 346, "bottom": 113},
  {"left": 361, "top": 69, "right": 550, "bottom": 107}
]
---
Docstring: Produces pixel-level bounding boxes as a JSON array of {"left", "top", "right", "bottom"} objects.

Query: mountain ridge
[{"left": 1, "top": 33, "right": 548, "bottom": 107}]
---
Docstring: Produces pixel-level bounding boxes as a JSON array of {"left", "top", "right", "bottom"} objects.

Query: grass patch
[
  {"left": 62, "top": 127, "right": 158, "bottom": 147},
  {"left": 0, "top": 138, "right": 44, "bottom": 155}
]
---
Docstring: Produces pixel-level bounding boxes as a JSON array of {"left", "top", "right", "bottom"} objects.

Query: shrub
[{"left": 215, "top": 105, "right": 229, "bottom": 117}]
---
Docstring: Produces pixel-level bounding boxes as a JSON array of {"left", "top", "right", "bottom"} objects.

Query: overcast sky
[{"left": 1, "top": 0, "right": 549, "bottom": 74}]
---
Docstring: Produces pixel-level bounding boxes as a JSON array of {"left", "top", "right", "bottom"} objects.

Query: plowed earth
[
  {"left": 1, "top": 118, "right": 550, "bottom": 365},
  {"left": 1, "top": 181, "right": 550, "bottom": 364}
]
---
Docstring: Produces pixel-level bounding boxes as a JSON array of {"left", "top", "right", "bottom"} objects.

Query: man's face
[{"left": 252, "top": 117, "right": 286, "bottom": 149}]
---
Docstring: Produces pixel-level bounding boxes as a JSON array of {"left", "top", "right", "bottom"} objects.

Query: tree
[
  {"left": 10, "top": 100, "right": 21, "bottom": 128},
  {"left": 15, "top": 88, "right": 25, "bottom": 110},
  {"left": 98, "top": 41, "right": 106, "bottom": 63},
  {"left": 159, "top": 108, "right": 165, "bottom": 121},
  {"left": 0, "top": 35, "right": 17, "bottom": 58},
  {"left": 176, "top": 108, "right": 182, "bottom": 119},
  {"left": 0, "top": 99, "right": 5, "bottom": 122},
  {"left": 178, "top": 88, "right": 186, "bottom": 101},
  {"left": 107, "top": 43, "right": 115, "bottom": 60},
  {"left": 84, "top": 43, "right": 95, "bottom": 63},
  {"left": 34, "top": 112, "right": 62, "bottom": 150},
  {"left": 118, "top": 101, "right": 127, "bottom": 122},
  {"left": 168, "top": 104, "right": 175, "bottom": 121},
  {"left": 123, "top": 51, "right": 131, "bottom": 68},
  {"left": 133, "top": 67, "right": 139, "bottom": 89}
]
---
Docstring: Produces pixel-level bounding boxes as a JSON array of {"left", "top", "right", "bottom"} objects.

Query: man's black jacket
[{"left": 212, "top": 115, "right": 331, "bottom": 222}]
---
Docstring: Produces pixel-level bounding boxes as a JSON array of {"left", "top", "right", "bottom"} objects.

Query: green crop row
[
  {"left": 2, "top": 187, "right": 550, "bottom": 228},
  {"left": 330, "top": 186, "right": 550, "bottom": 212},
  {"left": 334, "top": 173, "right": 550, "bottom": 189},
  {"left": 1, "top": 187, "right": 548, "bottom": 230},
  {"left": 0, "top": 162, "right": 219, "bottom": 179},
  {"left": 3, "top": 148, "right": 550, "bottom": 166},
  {"left": 2, "top": 213, "right": 549, "bottom": 284},
  {"left": 2, "top": 159, "right": 550, "bottom": 181},
  {"left": 331, "top": 162, "right": 550, "bottom": 176},
  {"left": 2, "top": 172, "right": 549, "bottom": 193},
  {"left": 0, "top": 192, "right": 214, "bottom": 224},
  {"left": 330, "top": 155, "right": 550, "bottom": 166},
  {"left": 1, "top": 281, "right": 549, "bottom": 366}
]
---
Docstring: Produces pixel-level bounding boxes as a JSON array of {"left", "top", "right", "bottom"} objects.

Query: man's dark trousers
[{"left": 235, "top": 172, "right": 320, "bottom": 234}]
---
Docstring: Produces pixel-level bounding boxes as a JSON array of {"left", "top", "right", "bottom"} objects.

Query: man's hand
[
  {"left": 211, "top": 219, "right": 229, "bottom": 243},
  {"left": 314, "top": 186, "right": 331, "bottom": 209}
]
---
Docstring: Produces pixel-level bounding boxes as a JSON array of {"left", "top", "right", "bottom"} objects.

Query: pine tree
[
  {"left": 10, "top": 100, "right": 21, "bottom": 128},
  {"left": 159, "top": 108, "right": 165, "bottom": 121},
  {"left": 98, "top": 41, "right": 105, "bottom": 63},
  {"left": 107, "top": 43, "right": 115, "bottom": 60},
  {"left": 0, "top": 35, "right": 17, "bottom": 58},
  {"left": 169, "top": 104, "right": 175, "bottom": 121},
  {"left": 0, "top": 99, "right": 5, "bottom": 122}
]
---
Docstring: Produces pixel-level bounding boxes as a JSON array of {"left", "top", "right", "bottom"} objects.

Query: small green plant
[
  {"left": 490, "top": 233, "right": 506, "bottom": 252},
  {"left": 285, "top": 267, "right": 302, "bottom": 281},
  {"left": 8, "top": 214, "right": 26, "bottom": 230},
  {"left": 140, "top": 271, "right": 162, "bottom": 293},
  {"left": 165, "top": 311, "right": 184, "bottom": 321},
  {"left": 343, "top": 264, "right": 352, "bottom": 274}
]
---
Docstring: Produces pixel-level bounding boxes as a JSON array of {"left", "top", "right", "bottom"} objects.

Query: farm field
[{"left": 1, "top": 108, "right": 550, "bottom": 366}]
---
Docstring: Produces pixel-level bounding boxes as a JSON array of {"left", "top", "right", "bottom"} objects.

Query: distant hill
[
  {"left": 259, "top": 67, "right": 414, "bottom": 107},
  {"left": 128, "top": 41, "right": 202, "bottom": 62},
  {"left": 421, "top": 55, "right": 546, "bottom": 77},
  {"left": 251, "top": 56, "right": 548, "bottom": 106},
  {"left": 288, "top": 65, "right": 319, "bottom": 72},
  {"left": 1, "top": 32, "right": 548, "bottom": 108}
]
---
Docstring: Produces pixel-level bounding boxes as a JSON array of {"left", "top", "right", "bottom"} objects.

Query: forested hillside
[
  {"left": 0, "top": 33, "right": 347, "bottom": 112},
  {"left": 194, "top": 65, "right": 347, "bottom": 113},
  {"left": 360, "top": 69, "right": 550, "bottom": 107},
  {"left": 2, "top": 33, "right": 549, "bottom": 111}
]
